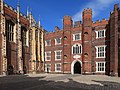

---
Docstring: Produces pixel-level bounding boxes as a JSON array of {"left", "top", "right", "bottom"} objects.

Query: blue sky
[{"left": 4, "top": 0, "right": 120, "bottom": 31}]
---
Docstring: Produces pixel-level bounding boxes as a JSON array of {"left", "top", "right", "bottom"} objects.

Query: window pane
[
  {"left": 55, "top": 51, "right": 61, "bottom": 60},
  {"left": 97, "top": 46, "right": 105, "bottom": 57},
  {"left": 75, "top": 34, "right": 80, "bottom": 40},
  {"left": 47, "top": 57, "right": 50, "bottom": 60},
  {"left": 80, "top": 46, "right": 81, "bottom": 53},
  {"left": 56, "top": 64, "right": 61, "bottom": 71},
  {"left": 56, "top": 56, "right": 60, "bottom": 59},
  {"left": 56, "top": 51, "right": 60, "bottom": 55},
  {"left": 102, "top": 31, "right": 104, "bottom": 37},
  {"left": 56, "top": 38, "right": 61, "bottom": 44},
  {"left": 73, "top": 45, "right": 82, "bottom": 54},
  {"left": 97, "top": 62, "right": 105, "bottom": 72},
  {"left": 73, "top": 47, "right": 75, "bottom": 54},
  {"left": 46, "top": 52, "right": 51, "bottom": 60},
  {"left": 97, "top": 30, "right": 105, "bottom": 38},
  {"left": 46, "top": 40, "right": 50, "bottom": 46}
]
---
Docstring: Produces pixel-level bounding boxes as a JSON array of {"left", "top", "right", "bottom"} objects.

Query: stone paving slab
[
  {"left": 27, "top": 73, "right": 120, "bottom": 86},
  {"left": 0, "top": 73, "right": 120, "bottom": 90}
]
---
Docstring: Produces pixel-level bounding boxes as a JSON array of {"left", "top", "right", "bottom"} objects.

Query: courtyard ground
[{"left": 0, "top": 73, "right": 120, "bottom": 90}]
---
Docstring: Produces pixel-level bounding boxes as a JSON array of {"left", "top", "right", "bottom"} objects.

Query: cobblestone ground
[{"left": 0, "top": 74, "right": 120, "bottom": 90}]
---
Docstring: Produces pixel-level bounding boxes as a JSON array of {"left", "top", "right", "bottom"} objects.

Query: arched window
[
  {"left": 5, "top": 20, "right": 15, "bottom": 41},
  {"left": 72, "top": 44, "right": 82, "bottom": 54},
  {"left": 21, "top": 27, "right": 27, "bottom": 46}
]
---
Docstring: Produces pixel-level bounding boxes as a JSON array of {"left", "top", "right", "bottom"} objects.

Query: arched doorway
[
  {"left": 74, "top": 61, "right": 81, "bottom": 74},
  {"left": 71, "top": 60, "right": 82, "bottom": 74},
  {"left": 8, "top": 65, "right": 14, "bottom": 75}
]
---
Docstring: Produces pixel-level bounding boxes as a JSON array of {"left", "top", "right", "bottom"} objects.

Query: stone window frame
[
  {"left": 95, "top": 45, "right": 107, "bottom": 58},
  {"left": 55, "top": 63, "right": 61, "bottom": 72},
  {"left": 55, "top": 50, "right": 62, "bottom": 60},
  {"left": 55, "top": 37, "right": 62, "bottom": 45},
  {"left": 73, "top": 33, "right": 81, "bottom": 41},
  {"left": 45, "top": 64, "right": 51, "bottom": 72},
  {"left": 95, "top": 29, "right": 106, "bottom": 39},
  {"left": 72, "top": 43, "right": 82, "bottom": 54},
  {"left": 45, "top": 51, "right": 51, "bottom": 61},
  {"left": 45, "top": 40, "right": 51, "bottom": 46},
  {"left": 96, "top": 62, "right": 105, "bottom": 72},
  {"left": 5, "top": 20, "right": 15, "bottom": 42}
]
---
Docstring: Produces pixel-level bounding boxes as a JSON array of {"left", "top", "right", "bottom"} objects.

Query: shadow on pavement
[{"left": 0, "top": 75, "right": 120, "bottom": 90}]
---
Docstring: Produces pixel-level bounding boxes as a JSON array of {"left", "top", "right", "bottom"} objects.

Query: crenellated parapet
[
  {"left": 45, "top": 29, "right": 63, "bottom": 36},
  {"left": 4, "top": 3, "right": 27, "bottom": 19},
  {"left": 83, "top": 8, "right": 92, "bottom": 14},
  {"left": 92, "top": 19, "right": 108, "bottom": 27}
]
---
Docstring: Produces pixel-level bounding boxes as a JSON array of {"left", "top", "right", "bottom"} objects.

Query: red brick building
[
  {"left": 44, "top": 4, "right": 120, "bottom": 76},
  {"left": 0, "top": 0, "right": 44, "bottom": 75},
  {"left": 0, "top": 0, "right": 30, "bottom": 75},
  {"left": 109, "top": 4, "right": 120, "bottom": 76}
]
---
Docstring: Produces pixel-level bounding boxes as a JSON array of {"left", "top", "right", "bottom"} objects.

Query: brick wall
[
  {"left": 44, "top": 5, "right": 120, "bottom": 76},
  {"left": 110, "top": 4, "right": 119, "bottom": 76}
]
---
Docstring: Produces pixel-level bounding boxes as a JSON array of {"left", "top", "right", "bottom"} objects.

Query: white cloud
[{"left": 73, "top": 0, "right": 120, "bottom": 22}]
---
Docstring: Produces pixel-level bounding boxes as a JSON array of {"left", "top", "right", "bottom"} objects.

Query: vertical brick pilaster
[{"left": 82, "top": 8, "right": 93, "bottom": 74}]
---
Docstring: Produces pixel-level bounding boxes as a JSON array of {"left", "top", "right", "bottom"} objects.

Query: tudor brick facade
[
  {"left": 0, "top": 0, "right": 120, "bottom": 77},
  {"left": 44, "top": 4, "right": 120, "bottom": 76}
]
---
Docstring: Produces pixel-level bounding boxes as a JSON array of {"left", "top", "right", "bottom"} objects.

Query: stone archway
[{"left": 71, "top": 60, "right": 82, "bottom": 74}]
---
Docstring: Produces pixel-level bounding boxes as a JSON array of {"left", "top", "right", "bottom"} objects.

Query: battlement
[
  {"left": 4, "top": 3, "right": 27, "bottom": 19},
  {"left": 83, "top": 8, "right": 92, "bottom": 11},
  {"left": 83, "top": 8, "right": 92, "bottom": 14},
  {"left": 93, "top": 18, "right": 108, "bottom": 27},
  {"left": 63, "top": 15, "right": 72, "bottom": 20},
  {"left": 45, "top": 29, "right": 63, "bottom": 36},
  {"left": 93, "top": 18, "right": 107, "bottom": 23}
]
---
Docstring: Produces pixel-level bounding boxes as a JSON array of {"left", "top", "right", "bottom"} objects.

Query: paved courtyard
[{"left": 0, "top": 73, "right": 120, "bottom": 90}]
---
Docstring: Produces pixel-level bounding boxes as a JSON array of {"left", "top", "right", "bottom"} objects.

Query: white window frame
[
  {"left": 95, "top": 45, "right": 107, "bottom": 58},
  {"left": 95, "top": 29, "right": 106, "bottom": 39},
  {"left": 45, "top": 64, "right": 51, "bottom": 72},
  {"left": 96, "top": 62, "right": 105, "bottom": 72},
  {"left": 45, "top": 51, "right": 51, "bottom": 61},
  {"left": 55, "top": 63, "right": 61, "bottom": 72},
  {"left": 73, "top": 33, "right": 81, "bottom": 41},
  {"left": 55, "top": 37, "right": 62, "bottom": 45},
  {"left": 72, "top": 44, "right": 82, "bottom": 54},
  {"left": 45, "top": 40, "right": 51, "bottom": 46},
  {"left": 55, "top": 50, "right": 62, "bottom": 60}
]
